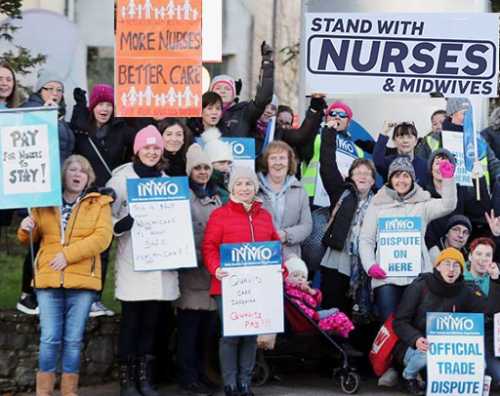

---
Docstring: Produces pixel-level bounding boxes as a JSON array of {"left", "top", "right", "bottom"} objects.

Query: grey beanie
[
  {"left": 446, "top": 97, "right": 471, "bottom": 115},
  {"left": 35, "top": 69, "right": 64, "bottom": 93},
  {"left": 446, "top": 215, "right": 472, "bottom": 234},
  {"left": 228, "top": 166, "right": 259, "bottom": 194},
  {"left": 428, "top": 148, "right": 456, "bottom": 173},
  {"left": 388, "top": 156, "right": 416, "bottom": 182}
]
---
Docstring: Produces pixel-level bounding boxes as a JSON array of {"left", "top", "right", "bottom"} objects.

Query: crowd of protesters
[{"left": 2, "top": 37, "right": 500, "bottom": 396}]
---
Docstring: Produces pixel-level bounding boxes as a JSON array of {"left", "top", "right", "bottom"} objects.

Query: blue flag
[{"left": 463, "top": 108, "right": 488, "bottom": 172}]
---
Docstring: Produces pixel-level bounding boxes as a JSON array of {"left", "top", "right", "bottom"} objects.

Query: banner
[
  {"left": 427, "top": 312, "right": 484, "bottom": 396},
  {"left": 116, "top": 0, "right": 202, "bottom": 117},
  {"left": 221, "top": 241, "right": 284, "bottom": 337},
  {"left": 0, "top": 107, "right": 61, "bottom": 210},
  {"left": 442, "top": 130, "right": 473, "bottom": 187},
  {"left": 378, "top": 217, "right": 421, "bottom": 277},
  {"left": 202, "top": 0, "right": 222, "bottom": 62},
  {"left": 221, "top": 137, "right": 255, "bottom": 169},
  {"left": 305, "top": 13, "right": 498, "bottom": 97},
  {"left": 127, "top": 176, "right": 197, "bottom": 271}
]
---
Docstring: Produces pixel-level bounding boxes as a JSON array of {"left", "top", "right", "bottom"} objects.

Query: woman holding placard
[
  {"left": 203, "top": 166, "right": 280, "bottom": 396},
  {"left": 106, "top": 125, "right": 177, "bottom": 396},
  {"left": 17, "top": 154, "right": 113, "bottom": 396},
  {"left": 175, "top": 143, "right": 221, "bottom": 395}
]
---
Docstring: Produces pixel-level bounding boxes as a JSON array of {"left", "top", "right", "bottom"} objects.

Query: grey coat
[
  {"left": 258, "top": 175, "right": 312, "bottom": 259},
  {"left": 175, "top": 190, "right": 221, "bottom": 311}
]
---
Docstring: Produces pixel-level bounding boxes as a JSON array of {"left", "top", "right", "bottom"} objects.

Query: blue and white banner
[
  {"left": 378, "top": 217, "right": 422, "bottom": 277},
  {"left": 0, "top": 107, "right": 61, "bottom": 209},
  {"left": 305, "top": 13, "right": 499, "bottom": 97},
  {"left": 427, "top": 312, "right": 484, "bottom": 396},
  {"left": 127, "top": 176, "right": 197, "bottom": 271},
  {"left": 221, "top": 241, "right": 284, "bottom": 336},
  {"left": 442, "top": 130, "right": 473, "bottom": 187},
  {"left": 221, "top": 137, "right": 255, "bottom": 169}
]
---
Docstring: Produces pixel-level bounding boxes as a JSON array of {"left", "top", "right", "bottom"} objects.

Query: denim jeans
[
  {"left": 215, "top": 297, "right": 257, "bottom": 388},
  {"left": 36, "top": 288, "right": 95, "bottom": 373},
  {"left": 374, "top": 284, "right": 407, "bottom": 322},
  {"left": 403, "top": 347, "right": 427, "bottom": 379}
]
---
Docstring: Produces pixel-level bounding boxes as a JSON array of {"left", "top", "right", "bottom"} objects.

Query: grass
[{"left": 0, "top": 221, "right": 120, "bottom": 313}]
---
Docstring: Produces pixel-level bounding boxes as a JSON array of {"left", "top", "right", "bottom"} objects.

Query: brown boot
[
  {"left": 61, "top": 373, "right": 79, "bottom": 396},
  {"left": 36, "top": 371, "right": 55, "bottom": 396}
]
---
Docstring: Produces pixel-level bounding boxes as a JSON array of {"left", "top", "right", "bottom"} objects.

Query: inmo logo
[
  {"left": 138, "top": 180, "right": 179, "bottom": 197},
  {"left": 435, "top": 315, "right": 474, "bottom": 331},
  {"left": 231, "top": 245, "right": 273, "bottom": 262},
  {"left": 230, "top": 141, "right": 246, "bottom": 156},
  {"left": 384, "top": 218, "right": 415, "bottom": 231}
]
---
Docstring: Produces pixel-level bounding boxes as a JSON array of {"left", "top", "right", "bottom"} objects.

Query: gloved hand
[
  {"left": 439, "top": 159, "right": 455, "bottom": 179},
  {"left": 310, "top": 96, "right": 327, "bottom": 112},
  {"left": 114, "top": 214, "right": 134, "bottom": 234},
  {"left": 368, "top": 264, "right": 387, "bottom": 279},
  {"left": 73, "top": 88, "right": 87, "bottom": 105},
  {"left": 471, "top": 160, "right": 484, "bottom": 179},
  {"left": 98, "top": 186, "right": 117, "bottom": 202},
  {"left": 261, "top": 41, "right": 273, "bottom": 63}
]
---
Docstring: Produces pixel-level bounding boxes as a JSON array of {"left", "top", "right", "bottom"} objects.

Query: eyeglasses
[
  {"left": 440, "top": 262, "right": 461, "bottom": 271},
  {"left": 329, "top": 111, "right": 348, "bottom": 119},
  {"left": 42, "top": 86, "right": 64, "bottom": 94}
]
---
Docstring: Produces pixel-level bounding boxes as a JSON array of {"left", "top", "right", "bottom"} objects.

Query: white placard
[
  {"left": 127, "top": 177, "right": 197, "bottom": 271},
  {"left": 202, "top": 0, "right": 222, "bottom": 62},
  {"left": 442, "top": 130, "right": 473, "bottom": 187}
]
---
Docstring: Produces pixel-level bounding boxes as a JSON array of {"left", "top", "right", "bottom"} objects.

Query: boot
[
  {"left": 61, "top": 373, "right": 79, "bottom": 396},
  {"left": 36, "top": 371, "right": 55, "bottom": 396},
  {"left": 223, "top": 385, "right": 239, "bottom": 396},
  {"left": 120, "top": 357, "right": 142, "bottom": 396},
  {"left": 137, "top": 355, "right": 159, "bottom": 396},
  {"left": 238, "top": 383, "right": 254, "bottom": 396}
]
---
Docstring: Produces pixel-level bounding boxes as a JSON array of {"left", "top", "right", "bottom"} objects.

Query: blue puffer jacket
[{"left": 21, "top": 93, "right": 75, "bottom": 164}]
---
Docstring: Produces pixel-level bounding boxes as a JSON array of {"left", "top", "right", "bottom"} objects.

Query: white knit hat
[
  {"left": 185, "top": 143, "right": 212, "bottom": 175},
  {"left": 228, "top": 166, "right": 259, "bottom": 193},
  {"left": 285, "top": 255, "right": 308, "bottom": 278},
  {"left": 201, "top": 128, "right": 233, "bottom": 164}
]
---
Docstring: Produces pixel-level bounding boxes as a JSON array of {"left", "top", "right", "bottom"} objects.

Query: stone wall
[{"left": 0, "top": 310, "right": 120, "bottom": 393}]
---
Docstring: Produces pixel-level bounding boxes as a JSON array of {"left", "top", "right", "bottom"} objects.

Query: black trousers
[
  {"left": 118, "top": 300, "right": 163, "bottom": 361},
  {"left": 320, "top": 266, "right": 351, "bottom": 314}
]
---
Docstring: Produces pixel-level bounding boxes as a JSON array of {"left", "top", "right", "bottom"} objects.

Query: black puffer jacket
[
  {"left": 21, "top": 93, "right": 75, "bottom": 164},
  {"left": 393, "top": 270, "right": 500, "bottom": 363}
]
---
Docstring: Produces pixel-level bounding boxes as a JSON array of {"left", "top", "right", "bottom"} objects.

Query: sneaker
[
  {"left": 16, "top": 293, "right": 39, "bottom": 315},
  {"left": 403, "top": 378, "right": 425, "bottom": 395},
  {"left": 89, "top": 301, "right": 112, "bottom": 317},
  {"left": 179, "top": 382, "right": 214, "bottom": 395},
  {"left": 378, "top": 367, "right": 399, "bottom": 387}
]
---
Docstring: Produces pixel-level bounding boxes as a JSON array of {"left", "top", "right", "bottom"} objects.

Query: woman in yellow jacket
[{"left": 17, "top": 155, "right": 113, "bottom": 396}]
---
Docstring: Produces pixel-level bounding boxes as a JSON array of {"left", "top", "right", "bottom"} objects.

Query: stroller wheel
[
  {"left": 340, "top": 372, "right": 360, "bottom": 394},
  {"left": 252, "top": 350, "right": 270, "bottom": 387}
]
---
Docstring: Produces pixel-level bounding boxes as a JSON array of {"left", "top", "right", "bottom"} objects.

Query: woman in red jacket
[{"left": 203, "top": 166, "right": 280, "bottom": 396}]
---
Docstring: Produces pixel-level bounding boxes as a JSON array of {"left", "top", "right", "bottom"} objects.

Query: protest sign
[
  {"left": 0, "top": 107, "right": 61, "bottom": 210},
  {"left": 313, "top": 133, "right": 361, "bottom": 207},
  {"left": 427, "top": 312, "right": 484, "bottom": 396},
  {"left": 305, "top": 13, "right": 498, "bottom": 97},
  {"left": 116, "top": 0, "right": 202, "bottom": 117},
  {"left": 222, "top": 138, "right": 255, "bottom": 169},
  {"left": 127, "top": 176, "right": 197, "bottom": 271},
  {"left": 442, "top": 130, "right": 473, "bottom": 187},
  {"left": 494, "top": 313, "right": 500, "bottom": 357},
  {"left": 378, "top": 217, "right": 421, "bottom": 277},
  {"left": 221, "top": 241, "right": 284, "bottom": 337},
  {"left": 202, "top": 0, "right": 222, "bottom": 62}
]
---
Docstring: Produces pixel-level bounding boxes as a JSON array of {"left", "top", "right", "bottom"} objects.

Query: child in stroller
[{"left": 285, "top": 256, "right": 354, "bottom": 338}]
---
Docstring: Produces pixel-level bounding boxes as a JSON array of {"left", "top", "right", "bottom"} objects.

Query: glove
[
  {"left": 368, "top": 264, "right": 387, "bottom": 280},
  {"left": 261, "top": 40, "right": 273, "bottom": 62},
  {"left": 471, "top": 160, "right": 484, "bottom": 179},
  {"left": 114, "top": 214, "right": 134, "bottom": 234},
  {"left": 439, "top": 159, "right": 455, "bottom": 179},
  {"left": 309, "top": 96, "right": 327, "bottom": 112},
  {"left": 235, "top": 79, "right": 243, "bottom": 96},
  {"left": 73, "top": 88, "right": 87, "bottom": 105},
  {"left": 98, "top": 186, "right": 117, "bottom": 202}
]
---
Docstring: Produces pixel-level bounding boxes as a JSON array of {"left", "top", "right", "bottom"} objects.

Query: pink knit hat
[
  {"left": 133, "top": 125, "right": 164, "bottom": 154},
  {"left": 210, "top": 75, "right": 236, "bottom": 99},
  {"left": 325, "top": 101, "right": 353, "bottom": 119},
  {"left": 89, "top": 84, "right": 114, "bottom": 112}
]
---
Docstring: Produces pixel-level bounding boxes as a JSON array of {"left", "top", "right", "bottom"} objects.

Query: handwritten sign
[
  {"left": 127, "top": 176, "right": 197, "bottom": 271},
  {"left": 442, "top": 130, "right": 473, "bottom": 187},
  {"left": 427, "top": 312, "right": 484, "bottom": 396},
  {"left": 221, "top": 138, "right": 255, "bottom": 169},
  {"left": 221, "top": 241, "right": 284, "bottom": 337},
  {"left": 0, "top": 107, "right": 61, "bottom": 210},
  {"left": 115, "top": 0, "right": 202, "bottom": 117},
  {"left": 305, "top": 13, "right": 499, "bottom": 97},
  {"left": 378, "top": 217, "right": 421, "bottom": 277}
]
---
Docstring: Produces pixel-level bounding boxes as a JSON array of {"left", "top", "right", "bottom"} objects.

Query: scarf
[
  {"left": 133, "top": 162, "right": 162, "bottom": 178},
  {"left": 229, "top": 194, "right": 255, "bottom": 212},
  {"left": 189, "top": 179, "right": 217, "bottom": 199}
]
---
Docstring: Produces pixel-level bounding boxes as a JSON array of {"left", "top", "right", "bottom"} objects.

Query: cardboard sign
[
  {"left": 0, "top": 107, "right": 61, "bottom": 210},
  {"left": 305, "top": 13, "right": 499, "bottom": 97},
  {"left": 221, "top": 241, "right": 284, "bottom": 337},
  {"left": 442, "top": 130, "right": 473, "bottom": 187},
  {"left": 115, "top": 0, "right": 202, "bottom": 117},
  {"left": 127, "top": 176, "right": 197, "bottom": 271},
  {"left": 427, "top": 312, "right": 484, "bottom": 396},
  {"left": 378, "top": 217, "right": 422, "bottom": 277},
  {"left": 221, "top": 138, "right": 255, "bottom": 169}
]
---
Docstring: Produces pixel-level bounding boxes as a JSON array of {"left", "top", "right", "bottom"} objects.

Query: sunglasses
[{"left": 329, "top": 111, "right": 348, "bottom": 119}]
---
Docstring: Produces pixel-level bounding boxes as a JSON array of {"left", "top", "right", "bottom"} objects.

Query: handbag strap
[{"left": 87, "top": 136, "right": 112, "bottom": 176}]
